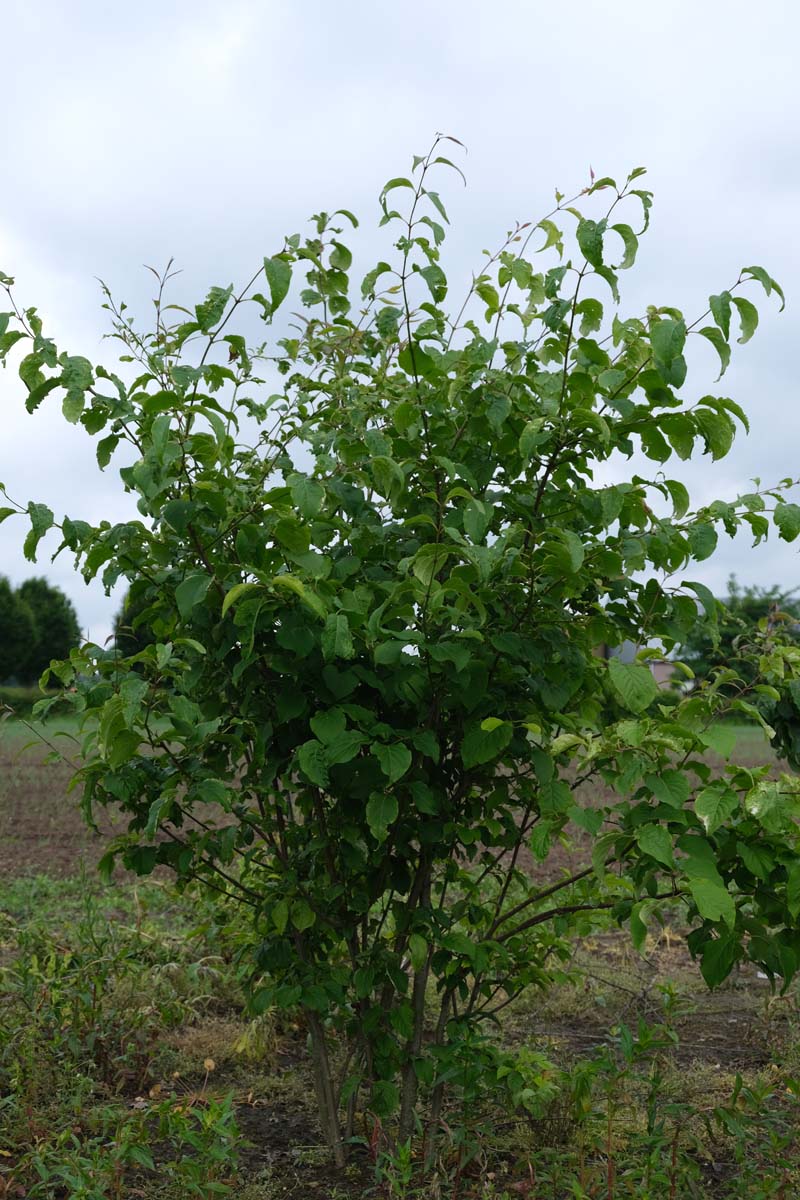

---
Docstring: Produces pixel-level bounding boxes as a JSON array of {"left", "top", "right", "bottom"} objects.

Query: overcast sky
[{"left": 2, "top": 0, "right": 799, "bottom": 645}]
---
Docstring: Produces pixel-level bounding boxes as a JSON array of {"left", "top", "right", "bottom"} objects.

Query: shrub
[{"left": 3, "top": 138, "right": 800, "bottom": 1171}]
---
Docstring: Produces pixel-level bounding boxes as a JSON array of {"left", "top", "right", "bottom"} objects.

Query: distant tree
[
  {"left": 0, "top": 575, "right": 36, "bottom": 683},
  {"left": 17, "top": 577, "right": 81, "bottom": 682},
  {"left": 680, "top": 575, "right": 800, "bottom": 686},
  {"left": 112, "top": 584, "right": 158, "bottom": 658}
]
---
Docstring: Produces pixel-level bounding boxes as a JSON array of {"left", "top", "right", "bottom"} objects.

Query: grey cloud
[{"left": 2, "top": 0, "right": 799, "bottom": 643}]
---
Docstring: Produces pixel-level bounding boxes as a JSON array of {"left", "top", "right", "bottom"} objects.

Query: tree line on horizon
[
  {"left": 0, "top": 575, "right": 81, "bottom": 685},
  {"left": 2, "top": 574, "right": 797, "bottom": 690}
]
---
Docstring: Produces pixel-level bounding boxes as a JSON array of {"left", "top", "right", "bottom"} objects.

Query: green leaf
[
  {"left": 486, "top": 393, "right": 511, "bottom": 430},
  {"left": 461, "top": 721, "right": 513, "bottom": 768},
  {"left": 366, "top": 793, "right": 398, "bottom": 842},
  {"left": 645, "top": 771, "right": 689, "bottom": 809},
  {"left": 195, "top": 285, "right": 233, "bottom": 332},
  {"left": 126, "top": 1145, "right": 156, "bottom": 1171},
  {"left": 509, "top": 258, "right": 532, "bottom": 289},
  {"left": 540, "top": 778, "right": 572, "bottom": 814},
  {"left": 594, "top": 265, "right": 620, "bottom": 303},
  {"left": 19, "top": 351, "right": 45, "bottom": 399},
  {"left": 464, "top": 499, "right": 490, "bottom": 543},
  {"left": 698, "top": 326, "right": 730, "bottom": 378},
  {"left": 411, "top": 544, "right": 450, "bottom": 588},
  {"left": 576, "top": 298, "right": 603, "bottom": 334},
  {"left": 700, "top": 935, "right": 738, "bottom": 987},
  {"left": 665, "top": 480, "right": 690, "bottom": 520},
  {"left": 662, "top": 414, "right": 694, "bottom": 460},
  {"left": 398, "top": 341, "right": 437, "bottom": 379},
  {"left": 635, "top": 824, "right": 675, "bottom": 868},
  {"left": 774, "top": 503, "right": 800, "bottom": 543},
  {"left": 329, "top": 241, "right": 352, "bottom": 272},
  {"left": 592, "top": 831, "right": 619, "bottom": 878},
  {"left": 737, "top": 841, "right": 773, "bottom": 881},
  {"left": 569, "top": 804, "right": 603, "bottom": 836},
  {"left": 96, "top": 434, "right": 119, "bottom": 469},
  {"left": 298, "top": 740, "right": 329, "bottom": 788},
  {"left": 576, "top": 218, "right": 606, "bottom": 269},
  {"left": 607, "top": 658, "right": 658, "bottom": 714},
  {"left": 698, "top": 725, "right": 737, "bottom": 758},
  {"left": 376, "top": 306, "right": 402, "bottom": 338},
  {"left": 610, "top": 223, "right": 638, "bottom": 270},
  {"left": 734, "top": 297, "right": 758, "bottom": 345},
  {"left": 381, "top": 176, "right": 415, "bottom": 200},
  {"left": 98, "top": 694, "right": 129, "bottom": 760},
  {"left": 744, "top": 780, "right": 784, "bottom": 828},
  {"left": 694, "top": 409, "right": 734, "bottom": 460},
  {"left": 687, "top": 876, "right": 735, "bottom": 927},
  {"left": 375, "top": 743, "right": 412, "bottom": 783},
  {"left": 650, "top": 319, "right": 687, "bottom": 388},
  {"left": 557, "top": 530, "right": 585, "bottom": 573},
  {"left": 23, "top": 501, "right": 54, "bottom": 561},
  {"left": 324, "top": 730, "right": 365, "bottom": 765},
  {"left": 408, "top": 933, "right": 427, "bottom": 972},
  {"left": 62, "top": 390, "right": 85, "bottom": 423},
  {"left": 310, "top": 709, "right": 346, "bottom": 743},
  {"left": 537, "top": 219, "right": 563, "bottom": 255},
  {"left": 476, "top": 280, "right": 500, "bottom": 315},
  {"left": 684, "top": 579, "right": 717, "bottom": 618},
  {"left": 361, "top": 261, "right": 392, "bottom": 298},
  {"left": 786, "top": 862, "right": 800, "bottom": 920},
  {"left": 23, "top": 375, "right": 60, "bottom": 414},
  {"left": 263, "top": 256, "right": 292, "bottom": 314},
  {"left": 272, "top": 573, "right": 326, "bottom": 620},
  {"left": 322, "top": 613, "right": 354, "bottom": 661},
  {"left": 175, "top": 572, "right": 211, "bottom": 619},
  {"left": 520, "top": 419, "right": 545, "bottom": 459},
  {"left": 60, "top": 354, "right": 93, "bottom": 396},
  {"left": 630, "top": 903, "right": 648, "bottom": 953},
  {"left": 709, "top": 291, "right": 731, "bottom": 340},
  {"left": 419, "top": 187, "right": 446, "bottom": 223},
  {"left": 289, "top": 475, "right": 325, "bottom": 518},
  {"left": 371, "top": 456, "right": 405, "bottom": 501},
  {"left": 0, "top": 329, "right": 26, "bottom": 357},
  {"left": 374, "top": 640, "right": 405, "bottom": 666},
  {"left": 275, "top": 517, "right": 311, "bottom": 554},
  {"left": 742, "top": 265, "right": 785, "bottom": 311},
  {"left": 418, "top": 263, "right": 447, "bottom": 302},
  {"left": 687, "top": 523, "right": 718, "bottom": 562},
  {"left": 221, "top": 581, "right": 260, "bottom": 618},
  {"left": 695, "top": 783, "right": 739, "bottom": 835},
  {"left": 292, "top": 900, "right": 316, "bottom": 932},
  {"left": 272, "top": 898, "right": 289, "bottom": 934}
]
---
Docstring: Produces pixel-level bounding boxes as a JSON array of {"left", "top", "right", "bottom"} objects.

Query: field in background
[{"left": 1, "top": 717, "right": 799, "bottom": 1199}]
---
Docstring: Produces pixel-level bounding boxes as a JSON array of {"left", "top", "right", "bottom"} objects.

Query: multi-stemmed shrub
[{"left": 3, "top": 138, "right": 800, "bottom": 1168}]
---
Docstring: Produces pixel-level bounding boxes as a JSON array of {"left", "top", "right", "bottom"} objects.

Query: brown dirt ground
[{"left": 1, "top": 724, "right": 797, "bottom": 1198}]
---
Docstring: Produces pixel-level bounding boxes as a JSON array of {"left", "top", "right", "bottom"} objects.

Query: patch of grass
[
  {"left": 0, "top": 708, "right": 84, "bottom": 744},
  {"left": 0, "top": 879, "right": 257, "bottom": 1196}
]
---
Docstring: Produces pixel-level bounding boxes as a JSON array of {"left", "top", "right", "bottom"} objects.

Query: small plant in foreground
[
  {"left": 21, "top": 1092, "right": 239, "bottom": 1199},
  {"left": 3, "top": 135, "right": 800, "bottom": 1174}
]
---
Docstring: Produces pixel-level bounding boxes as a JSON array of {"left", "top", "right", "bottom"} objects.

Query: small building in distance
[{"left": 594, "top": 640, "right": 675, "bottom": 690}]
